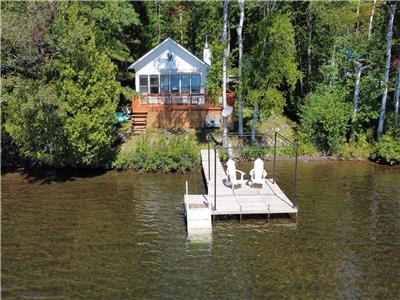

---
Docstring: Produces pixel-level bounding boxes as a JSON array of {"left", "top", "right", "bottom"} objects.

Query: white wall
[{"left": 133, "top": 39, "right": 208, "bottom": 94}]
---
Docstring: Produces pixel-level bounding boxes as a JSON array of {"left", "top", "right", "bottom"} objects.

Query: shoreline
[{"left": 2, "top": 154, "right": 398, "bottom": 176}]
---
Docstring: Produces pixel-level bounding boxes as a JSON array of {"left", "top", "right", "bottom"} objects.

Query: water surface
[{"left": 2, "top": 161, "right": 400, "bottom": 299}]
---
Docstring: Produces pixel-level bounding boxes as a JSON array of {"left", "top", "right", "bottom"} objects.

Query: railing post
[
  {"left": 273, "top": 132, "right": 277, "bottom": 184},
  {"left": 186, "top": 180, "right": 188, "bottom": 195},
  {"left": 214, "top": 146, "right": 217, "bottom": 211},
  {"left": 208, "top": 134, "right": 211, "bottom": 182},
  {"left": 293, "top": 145, "right": 298, "bottom": 208}
]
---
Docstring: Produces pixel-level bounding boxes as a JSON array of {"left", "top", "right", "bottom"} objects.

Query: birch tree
[
  {"left": 377, "top": 3, "right": 396, "bottom": 139},
  {"left": 394, "top": 62, "right": 400, "bottom": 126},
  {"left": 368, "top": 0, "right": 378, "bottom": 40},
  {"left": 237, "top": 0, "right": 245, "bottom": 136},
  {"left": 351, "top": 60, "right": 370, "bottom": 139},
  {"left": 222, "top": 0, "right": 229, "bottom": 146}
]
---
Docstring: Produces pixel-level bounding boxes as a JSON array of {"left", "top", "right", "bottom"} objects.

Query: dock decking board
[{"left": 196, "top": 149, "right": 298, "bottom": 216}]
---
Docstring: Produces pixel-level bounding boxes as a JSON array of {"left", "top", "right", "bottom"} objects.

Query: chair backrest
[
  {"left": 253, "top": 158, "right": 264, "bottom": 180},
  {"left": 214, "top": 116, "right": 221, "bottom": 127},
  {"left": 227, "top": 159, "right": 237, "bottom": 182}
]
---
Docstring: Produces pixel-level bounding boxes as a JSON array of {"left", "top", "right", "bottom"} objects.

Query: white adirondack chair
[
  {"left": 225, "top": 159, "right": 246, "bottom": 191},
  {"left": 249, "top": 158, "right": 267, "bottom": 187}
]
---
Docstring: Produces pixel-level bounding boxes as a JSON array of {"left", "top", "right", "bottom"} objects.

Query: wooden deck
[{"left": 185, "top": 149, "right": 297, "bottom": 219}]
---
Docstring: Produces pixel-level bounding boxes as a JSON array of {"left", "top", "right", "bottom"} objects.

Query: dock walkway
[{"left": 184, "top": 149, "right": 298, "bottom": 230}]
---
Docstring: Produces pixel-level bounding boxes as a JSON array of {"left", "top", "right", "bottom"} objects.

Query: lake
[{"left": 2, "top": 161, "right": 400, "bottom": 299}]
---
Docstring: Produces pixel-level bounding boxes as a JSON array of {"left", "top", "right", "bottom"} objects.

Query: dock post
[
  {"left": 214, "top": 146, "right": 217, "bottom": 211},
  {"left": 293, "top": 145, "right": 298, "bottom": 208},
  {"left": 208, "top": 135, "right": 210, "bottom": 182},
  {"left": 273, "top": 132, "right": 277, "bottom": 184}
]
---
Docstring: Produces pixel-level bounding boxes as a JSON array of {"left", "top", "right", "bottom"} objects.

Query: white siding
[{"left": 131, "top": 39, "right": 209, "bottom": 94}]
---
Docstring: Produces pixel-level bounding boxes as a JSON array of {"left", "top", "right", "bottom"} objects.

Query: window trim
[
  {"left": 149, "top": 75, "right": 159, "bottom": 94},
  {"left": 190, "top": 74, "right": 201, "bottom": 94},
  {"left": 139, "top": 75, "right": 149, "bottom": 94}
]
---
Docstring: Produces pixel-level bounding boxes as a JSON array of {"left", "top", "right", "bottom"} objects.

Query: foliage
[
  {"left": 337, "top": 133, "right": 373, "bottom": 159},
  {"left": 300, "top": 85, "right": 352, "bottom": 154},
  {"left": 113, "top": 134, "right": 200, "bottom": 172},
  {"left": 59, "top": 36, "right": 120, "bottom": 167},
  {"left": 2, "top": 2, "right": 134, "bottom": 168},
  {"left": 240, "top": 147, "right": 268, "bottom": 160},
  {"left": 243, "top": 11, "right": 301, "bottom": 121},
  {"left": 2, "top": 0, "right": 400, "bottom": 170},
  {"left": 371, "top": 131, "right": 400, "bottom": 165},
  {"left": 3, "top": 78, "right": 66, "bottom": 166},
  {"left": 206, "top": 41, "right": 224, "bottom": 104}
]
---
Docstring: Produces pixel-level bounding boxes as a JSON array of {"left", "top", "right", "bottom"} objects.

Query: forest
[{"left": 2, "top": 0, "right": 400, "bottom": 169}]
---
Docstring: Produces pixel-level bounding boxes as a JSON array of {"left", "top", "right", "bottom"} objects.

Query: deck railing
[
  {"left": 207, "top": 132, "right": 298, "bottom": 209},
  {"left": 133, "top": 91, "right": 235, "bottom": 107},
  {"left": 140, "top": 93, "right": 207, "bottom": 105}
]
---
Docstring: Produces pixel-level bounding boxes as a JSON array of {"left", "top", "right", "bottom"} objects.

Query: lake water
[{"left": 2, "top": 161, "right": 400, "bottom": 299}]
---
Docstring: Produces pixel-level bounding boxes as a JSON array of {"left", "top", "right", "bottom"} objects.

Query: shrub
[
  {"left": 337, "top": 133, "right": 372, "bottom": 159},
  {"left": 299, "top": 85, "right": 352, "bottom": 155},
  {"left": 371, "top": 132, "right": 400, "bottom": 165},
  {"left": 113, "top": 134, "right": 200, "bottom": 172},
  {"left": 241, "top": 146, "right": 268, "bottom": 160}
]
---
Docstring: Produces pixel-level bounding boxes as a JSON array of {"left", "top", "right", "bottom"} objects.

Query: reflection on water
[{"left": 2, "top": 161, "right": 400, "bottom": 299}]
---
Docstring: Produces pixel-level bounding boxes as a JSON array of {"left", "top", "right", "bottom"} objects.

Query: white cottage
[{"left": 128, "top": 37, "right": 234, "bottom": 130}]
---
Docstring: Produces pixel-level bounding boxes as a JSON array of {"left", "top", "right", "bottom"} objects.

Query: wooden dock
[{"left": 184, "top": 149, "right": 298, "bottom": 230}]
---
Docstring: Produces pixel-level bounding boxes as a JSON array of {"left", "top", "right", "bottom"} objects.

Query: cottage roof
[{"left": 128, "top": 37, "right": 209, "bottom": 71}]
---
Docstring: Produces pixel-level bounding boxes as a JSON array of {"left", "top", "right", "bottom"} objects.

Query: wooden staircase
[{"left": 132, "top": 111, "right": 148, "bottom": 132}]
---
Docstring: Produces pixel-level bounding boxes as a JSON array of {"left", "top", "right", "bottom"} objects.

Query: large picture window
[
  {"left": 139, "top": 75, "right": 149, "bottom": 94},
  {"left": 170, "top": 75, "right": 180, "bottom": 94},
  {"left": 150, "top": 75, "right": 159, "bottom": 93},
  {"left": 191, "top": 74, "right": 200, "bottom": 93},
  {"left": 160, "top": 75, "right": 169, "bottom": 93},
  {"left": 181, "top": 75, "right": 190, "bottom": 93}
]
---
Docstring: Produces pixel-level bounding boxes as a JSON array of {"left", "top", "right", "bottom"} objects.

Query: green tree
[
  {"left": 300, "top": 85, "right": 352, "bottom": 154},
  {"left": 244, "top": 12, "right": 301, "bottom": 141}
]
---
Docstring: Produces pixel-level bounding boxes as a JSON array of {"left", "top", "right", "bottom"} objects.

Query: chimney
[{"left": 203, "top": 36, "right": 211, "bottom": 65}]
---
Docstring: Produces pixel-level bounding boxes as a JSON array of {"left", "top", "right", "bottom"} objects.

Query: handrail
[{"left": 208, "top": 131, "right": 298, "bottom": 209}]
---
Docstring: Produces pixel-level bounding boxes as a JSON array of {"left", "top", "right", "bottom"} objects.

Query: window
[
  {"left": 150, "top": 75, "right": 159, "bottom": 93},
  {"left": 160, "top": 75, "right": 169, "bottom": 93},
  {"left": 170, "top": 75, "right": 180, "bottom": 94},
  {"left": 139, "top": 75, "right": 149, "bottom": 94},
  {"left": 191, "top": 74, "right": 200, "bottom": 93},
  {"left": 181, "top": 75, "right": 190, "bottom": 93}
]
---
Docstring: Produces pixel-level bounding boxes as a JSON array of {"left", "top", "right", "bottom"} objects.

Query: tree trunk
[
  {"left": 157, "top": 0, "right": 161, "bottom": 44},
  {"left": 251, "top": 103, "right": 257, "bottom": 144},
  {"left": 222, "top": 0, "right": 229, "bottom": 146},
  {"left": 394, "top": 63, "right": 400, "bottom": 126},
  {"left": 307, "top": 13, "right": 312, "bottom": 85},
  {"left": 377, "top": 3, "right": 397, "bottom": 139},
  {"left": 352, "top": 61, "right": 363, "bottom": 139},
  {"left": 237, "top": 0, "right": 245, "bottom": 136},
  {"left": 368, "top": 0, "right": 377, "bottom": 40}
]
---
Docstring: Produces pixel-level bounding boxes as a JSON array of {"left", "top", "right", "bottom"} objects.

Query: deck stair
[{"left": 132, "top": 111, "right": 148, "bottom": 132}]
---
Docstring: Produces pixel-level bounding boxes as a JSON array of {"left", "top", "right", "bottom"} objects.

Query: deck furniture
[
  {"left": 249, "top": 158, "right": 267, "bottom": 188},
  {"left": 224, "top": 159, "right": 246, "bottom": 191}
]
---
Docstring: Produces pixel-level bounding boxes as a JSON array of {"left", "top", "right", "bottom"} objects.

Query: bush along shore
[
  {"left": 3, "top": 129, "right": 399, "bottom": 174},
  {"left": 112, "top": 133, "right": 200, "bottom": 173}
]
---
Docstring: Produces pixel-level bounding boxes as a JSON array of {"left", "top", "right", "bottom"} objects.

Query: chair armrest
[
  {"left": 262, "top": 170, "right": 267, "bottom": 179},
  {"left": 236, "top": 169, "right": 246, "bottom": 181}
]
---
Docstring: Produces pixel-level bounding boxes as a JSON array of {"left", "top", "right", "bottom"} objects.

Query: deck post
[
  {"left": 214, "top": 146, "right": 217, "bottom": 211},
  {"left": 273, "top": 132, "right": 277, "bottom": 184},
  {"left": 208, "top": 134, "right": 210, "bottom": 182},
  {"left": 293, "top": 145, "right": 298, "bottom": 208}
]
